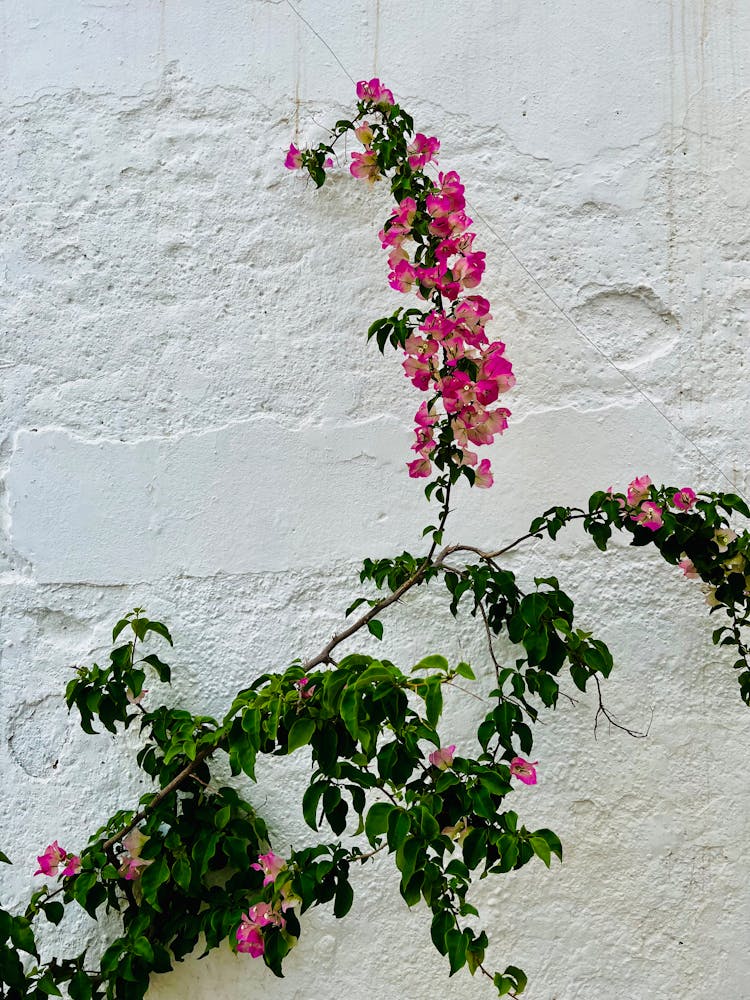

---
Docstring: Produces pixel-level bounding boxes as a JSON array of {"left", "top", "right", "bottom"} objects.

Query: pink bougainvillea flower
[
  {"left": 350, "top": 149, "right": 381, "bottom": 184},
  {"left": 714, "top": 527, "right": 738, "bottom": 551},
  {"left": 354, "top": 121, "right": 374, "bottom": 146},
  {"left": 122, "top": 828, "right": 149, "bottom": 858},
  {"left": 673, "top": 487, "right": 697, "bottom": 511},
  {"left": 678, "top": 557, "right": 699, "bottom": 580},
  {"left": 236, "top": 915, "right": 266, "bottom": 957},
  {"left": 251, "top": 851, "right": 286, "bottom": 886},
  {"left": 356, "top": 78, "right": 394, "bottom": 107},
  {"left": 407, "top": 457, "right": 432, "bottom": 479},
  {"left": 510, "top": 757, "right": 538, "bottom": 785},
  {"left": 236, "top": 902, "right": 286, "bottom": 958},
  {"left": 414, "top": 401, "right": 438, "bottom": 429},
  {"left": 126, "top": 687, "right": 148, "bottom": 705},
  {"left": 632, "top": 501, "right": 663, "bottom": 531},
  {"left": 406, "top": 133, "right": 440, "bottom": 170},
  {"left": 62, "top": 856, "right": 81, "bottom": 877},
  {"left": 34, "top": 841, "right": 67, "bottom": 877},
  {"left": 294, "top": 676, "right": 315, "bottom": 699},
  {"left": 389, "top": 259, "right": 417, "bottom": 294},
  {"left": 473, "top": 459, "right": 494, "bottom": 489},
  {"left": 428, "top": 745, "right": 456, "bottom": 770},
  {"left": 284, "top": 142, "right": 304, "bottom": 170},
  {"left": 119, "top": 855, "right": 152, "bottom": 881},
  {"left": 626, "top": 475, "right": 652, "bottom": 505}
]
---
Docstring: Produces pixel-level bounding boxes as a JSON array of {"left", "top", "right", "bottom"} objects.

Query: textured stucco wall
[{"left": 2, "top": 2, "right": 750, "bottom": 998}]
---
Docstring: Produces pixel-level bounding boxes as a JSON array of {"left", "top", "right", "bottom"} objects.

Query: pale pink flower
[
  {"left": 407, "top": 457, "right": 432, "bottom": 479},
  {"left": 429, "top": 745, "right": 456, "bottom": 770},
  {"left": 354, "top": 121, "right": 374, "bottom": 146},
  {"left": 673, "top": 487, "right": 697, "bottom": 511},
  {"left": 119, "top": 827, "right": 151, "bottom": 880},
  {"left": 284, "top": 143, "right": 304, "bottom": 170},
  {"left": 251, "top": 851, "right": 286, "bottom": 886},
  {"left": 122, "top": 828, "right": 149, "bottom": 858},
  {"left": 119, "top": 855, "right": 152, "bottom": 881},
  {"left": 350, "top": 149, "right": 380, "bottom": 184},
  {"left": 126, "top": 688, "right": 147, "bottom": 705},
  {"left": 678, "top": 557, "right": 699, "bottom": 580},
  {"left": 473, "top": 459, "right": 494, "bottom": 489},
  {"left": 510, "top": 757, "right": 538, "bottom": 785},
  {"left": 626, "top": 475, "right": 652, "bottom": 505},
  {"left": 632, "top": 501, "right": 663, "bottom": 531},
  {"left": 34, "top": 841, "right": 67, "bottom": 877},
  {"left": 714, "top": 527, "right": 738, "bottom": 551}
]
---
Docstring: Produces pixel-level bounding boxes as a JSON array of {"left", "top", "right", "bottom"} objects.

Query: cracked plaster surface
[{"left": 2, "top": 2, "right": 750, "bottom": 998}]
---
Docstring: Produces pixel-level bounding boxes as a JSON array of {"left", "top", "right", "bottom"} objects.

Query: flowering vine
[{"left": 0, "top": 80, "right": 748, "bottom": 1000}]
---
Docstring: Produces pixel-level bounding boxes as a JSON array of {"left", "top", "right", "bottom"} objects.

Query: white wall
[{"left": 2, "top": 2, "right": 749, "bottom": 997}]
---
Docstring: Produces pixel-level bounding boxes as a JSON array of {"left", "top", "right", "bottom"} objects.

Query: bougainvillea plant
[{"left": 1, "top": 80, "right": 749, "bottom": 1000}]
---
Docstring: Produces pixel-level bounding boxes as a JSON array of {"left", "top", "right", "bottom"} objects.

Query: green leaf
[
  {"left": 42, "top": 901, "right": 64, "bottom": 925},
  {"left": 10, "top": 917, "right": 36, "bottom": 955},
  {"left": 140, "top": 855, "right": 170, "bottom": 903},
  {"left": 446, "top": 928, "right": 468, "bottom": 975},
  {"left": 365, "top": 802, "right": 393, "bottom": 845},
  {"left": 520, "top": 593, "right": 548, "bottom": 627},
  {"left": 431, "top": 909, "right": 453, "bottom": 955},
  {"left": 529, "top": 836, "right": 551, "bottom": 867},
  {"left": 131, "top": 937, "right": 154, "bottom": 962},
  {"left": 424, "top": 678, "right": 443, "bottom": 727},
  {"left": 287, "top": 717, "right": 316, "bottom": 753},
  {"left": 112, "top": 617, "right": 131, "bottom": 642},
  {"left": 172, "top": 857, "right": 191, "bottom": 892},
  {"left": 367, "top": 619, "right": 384, "bottom": 640},
  {"left": 68, "top": 971, "right": 93, "bottom": 1000},
  {"left": 36, "top": 974, "right": 62, "bottom": 996},
  {"left": 503, "top": 965, "right": 528, "bottom": 993},
  {"left": 340, "top": 686, "right": 360, "bottom": 740},
  {"left": 141, "top": 653, "right": 171, "bottom": 683},
  {"left": 302, "top": 782, "right": 327, "bottom": 831},
  {"left": 386, "top": 808, "right": 411, "bottom": 852},
  {"left": 333, "top": 877, "right": 354, "bottom": 918},
  {"left": 413, "top": 654, "right": 449, "bottom": 672},
  {"left": 455, "top": 661, "right": 476, "bottom": 680},
  {"left": 0, "top": 851, "right": 10, "bottom": 865},
  {"left": 144, "top": 620, "right": 173, "bottom": 646}
]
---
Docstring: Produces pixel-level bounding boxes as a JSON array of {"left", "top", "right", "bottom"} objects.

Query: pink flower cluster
[
  {"left": 347, "top": 87, "right": 515, "bottom": 485},
  {"left": 237, "top": 902, "right": 286, "bottom": 958},
  {"left": 34, "top": 841, "right": 81, "bottom": 878},
  {"left": 237, "top": 851, "right": 289, "bottom": 959},
  {"left": 608, "top": 475, "right": 698, "bottom": 533}
]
